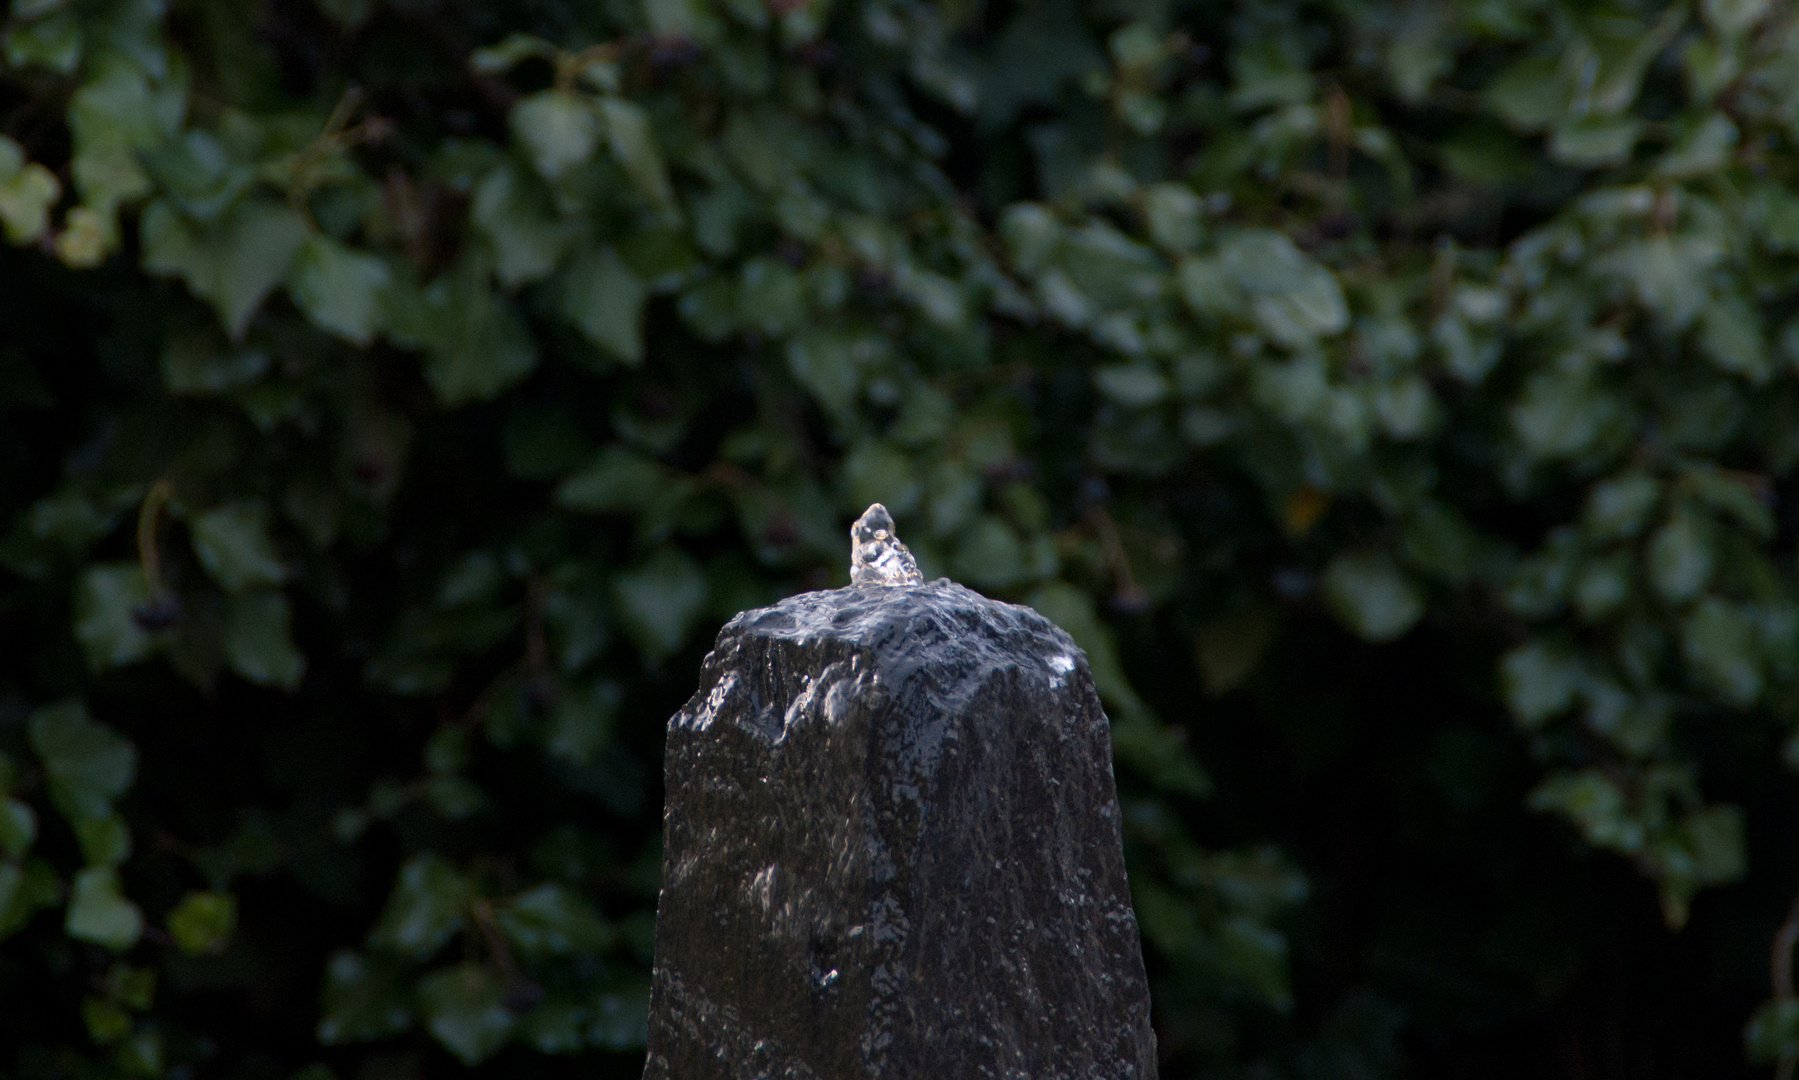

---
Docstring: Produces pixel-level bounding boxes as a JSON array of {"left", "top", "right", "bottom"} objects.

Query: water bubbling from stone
[{"left": 849, "top": 503, "right": 923, "bottom": 586}]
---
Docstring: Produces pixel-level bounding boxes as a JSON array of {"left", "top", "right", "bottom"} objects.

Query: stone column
[{"left": 642, "top": 571, "right": 1158, "bottom": 1080}]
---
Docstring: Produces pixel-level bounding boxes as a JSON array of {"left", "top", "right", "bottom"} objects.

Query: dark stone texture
[{"left": 644, "top": 581, "right": 1158, "bottom": 1080}]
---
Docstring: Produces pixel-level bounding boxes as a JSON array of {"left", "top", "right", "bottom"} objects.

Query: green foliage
[{"left": 4, "top": 0, "right": 1799, "bottom": 1075}]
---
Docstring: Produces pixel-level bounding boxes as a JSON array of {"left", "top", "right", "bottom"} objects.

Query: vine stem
[{"left": 136, "top": 478, "right": 174, "bottom": 596}]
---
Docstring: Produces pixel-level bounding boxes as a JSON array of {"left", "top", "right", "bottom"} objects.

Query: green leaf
[
  {"left": 598, "top": 98, "right": 675, "bottom": 208},
  {"left": 1095, "top": 364, "right": 1169, "bottom": 407},
  {"left": 0, "top": 137, "right": 61, "bottom": 244},
  {"left": 140, "top": 198, "right": 310, "bottom": 339},
  {"left": 497, "top": 883, "right": 611, "bottom": 954},
  {"left": 1322, "top": 552, "right": 1423, "bottom": 643},
  {"left": 191, "top": 502, "right": 286, "bottom": 592},
  {"left": 224, "top": 591, "right": 306, "bottom": 690},
  {"left": 588, "top": 989, "right": 650, "bottom": 1049},
  {"left": 29, "top": 699, "right": 135, "bottom": 822},
  {"left": 4, "top": 11, "right": 81, "bottom": 74},
  {"left": 1142, "top": 184, "right": 1203, "bottom": 253},
  {"left": 161, "top": 333, "right": 270, "bottom": 394},
  {"left": 951, "top": 516, "right": 1029, "bottom": 588},
  {"left": 1702, "top": 0, "right": 1770, "bottom": 34},
  {"left": 1656, "top": 113, "right": 1737, "bottom": 179},
  {"left": 1500, "top": 642, "right": 1582, "bottom": 727},
  {"left": 519, "top": 998, "right": 588, "bottom": 1054},
  {"left": 419, "top": 964, "right": 516, "bottom": 1065},
  {"left": 555, "top": 448, "right": 666, "bottom": 513},
  {"left": 371, "top": 854, "right": 471, "bottom": 959},
  {"left": 65, "top": 867, "right": 143, "bottom": 950},
  {"left": 1683, "top": 598, "right": 1761, "bottom": 706},
  {"left": 1548, "top": 115, "right": 1644, "bottom": 168},
  {"left": 406, "top": 265, "right": 539, "bottom": 404},
  {"left": 546, "top": 680, "right": 619, "bottom": 765},
  {"left": 511, "top": 91, "right": 598, "bottom": 181},
  {"left": 613, "top": 548, "right": 707, "bottom": 659},
  {"left": 166, "top": 890, "right": 237, "bottom": 954},
  {"left": 1699, "top": 294, "right": 1768, "bottom": 383},
  {"left": 0, "top": 798, "right": 36, "bottom": 860},
  {"left": 317, "top": 951, "right": 414, "bottom": 1044},
  {"left": 841, "top": 441, "right": 921, "bottom": 518},
  {"left": 559, "top": 248, "right": 646, "bottom": 363},
  {"left": 75, "top": 814, "right": 131, "bottom": 867},
  {"left": 74, "top": 564, "right": 158, "bottom": 670},
  {"left": 1486, "top": 54, "right": 1565, "bottom": 131},
  {"left": 288, "top": 236, "right": 392, "bottom": 345},
  {"left": 1584, "top": 473, "right": 1660, "bottom": 540},
  {"left": 67, "top": 61, "right": 172, "bottom": 218},
  {"left": 471, "top": 163, "right": 574, "bottom": 287},
  {"left": 0, "top": 858, "right": 59, "bottom": 939},
  {"left": 1647, "top": 513, "right": 1713, "bottom": 604}
]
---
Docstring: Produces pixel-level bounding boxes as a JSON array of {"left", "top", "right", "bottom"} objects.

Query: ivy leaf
[
  {"left": 65, "top": 867, "right": 143, "bottom": 950},
  {"left": 0, "top": 136, "right": 61, "bottom": 244},
  {"left": 555, "top": 447, "right": 666, "bottom": 513},
  {"left": 1500, "top": 642, "right": 1582, "bottom": 727},
  {"left": 471, "top": 162, "right": 574, "bottom": 287},
  {"left": 598, "top": 98, "right": 675, "bottom": 209},
  {"left": 220, "top": 590, "right": 305, "bottom": 690},
  {"left": 29, "top": 699, "right": 135, "bottom": 823},
  {"left": 317, "top": 951, "right": 414, "bottom": 1044},
  {"left": 4, "top": 11, "right": 82, "bottom": 74},
  {"left": 288, "top": 236, "right": 392, "bottom": 346},
  {"left": 73, "top": 564, "right": 157, "bottom": 670},
  {"left": 0, "top": 858, "right": 60, "bottom": 939},
  {"left": 140, "top": 197, "right": 310, "bottom": 339},
  {"left": 1322, "top": 552, "right": 1424, "bottom": 643},
  {"left": 559, "top": 248, "right": 646, "bottom": 363},
  {"left": 166, "top": 890, "right": 236, "bottom": 954},
  {"left": 512, "top": 91, "right": 598, "bottom": 181},
  {"left": 1648, "top": 513, "right": 1714, "bottom": 604},
  {"left": 419, "top": 964, "right": 516, "bottom": 1065},
  {"left": 190, "top": 503, "right": 286, "bottom": 592},
  {"left": 370, "top": 854, "right": 471, "bottom": 959},
  {"left": 496, "top": 882, "right": 611, "bottom": 955},
  {"left": 402, "top": 263, "right": 539, "bottom": 405},
  {"left": 613, "top": 548, "right": 707, "bottom": 659},
  {"left": 0, "top": 797, "right": 36, "bottom": 860},
  {"left": 74, "top": 814, "right": 131, "bottom": 867}
]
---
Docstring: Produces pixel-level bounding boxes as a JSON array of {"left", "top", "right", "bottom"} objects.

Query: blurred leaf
[
  {"left": 613, "top": 548, "right": 707, "bottom": 658},
  {"left": 512, "top": 91, "right": 598, "bottom": 181},
  {"left": 497, "top": 882, "right": 611, "bottom": 954},
  {"left": 140, "top": 198, "right": 309, "bottom": 339},
  {"left": 0, "top": 798, "right": 36, "bottom": 860},
  {"left": 1196, "top": 607, "right": 1278, "bottom": 695},
  {"left": 598, "top": 99, "right": 675, "bottom": 208},
  {"left": 191, "top": 502, "right": 286, "bottom": 592},
  {"left": 370, "top": 854, "right": 471, "bottom": 959},
  {"left": 1322, "top": 553, "right": 1423, "bottom": 643},
  {"left": 559, "top": 248, "right": 646, "bottom": 363},
  {"left": 65, "top": 867, "right": 143, "bottom": 950},
  {"left": 224, "top": 591, "right": 305, "bottom": 690},
  {"left": 0, "top": 137, "right": 61, "bottom": 244},
  {"left": 317, "top": 951, "right": 414, "bottom": 1044},
  {"left": 29, "top": 699, "right": 135, "bottom": 823},
  {"left": 166, "top": 890, "right": 236, "bottom": 954},
  {"left": 556, "top": 448, "right": 666, "bottom": 513},
  {"left": 74, "top": 565, "right": 157, "bottom": 670},
  {"left": 419, "top": 964, "right": 515, "bottom": 1065},
  {"left": 288, "top": 236, "right": 391, "bottom": 346}
]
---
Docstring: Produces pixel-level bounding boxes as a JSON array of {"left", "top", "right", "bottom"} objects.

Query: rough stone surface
[{"left": 643, "top": 580, "right": 1158, "bottom": 1080}]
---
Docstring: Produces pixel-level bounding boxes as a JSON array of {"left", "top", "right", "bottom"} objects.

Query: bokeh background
[{"left": 3, "top": 0, "right": 1799, "bottom": 1076}]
